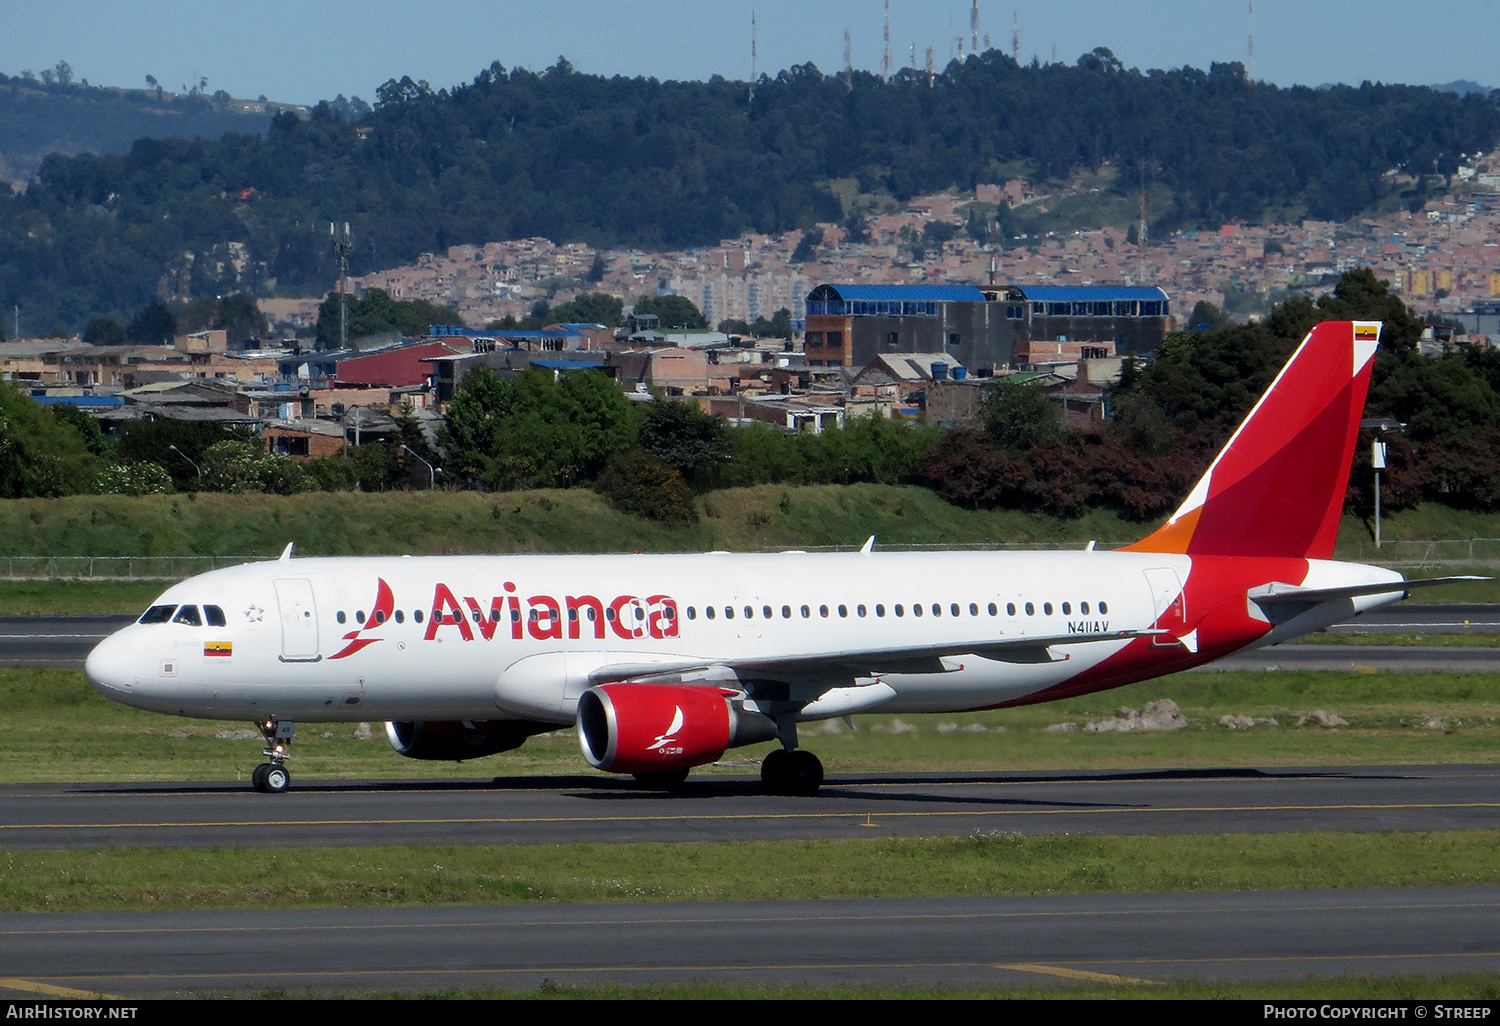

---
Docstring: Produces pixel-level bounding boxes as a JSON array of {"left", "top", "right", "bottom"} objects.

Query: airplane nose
[{"left": 85, "top": 631, "right": 137, "bottom": 697}]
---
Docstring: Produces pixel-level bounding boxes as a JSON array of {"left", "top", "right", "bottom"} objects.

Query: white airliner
[{"left": 85, "top": 320, "right": 1472, "bottom": 794}]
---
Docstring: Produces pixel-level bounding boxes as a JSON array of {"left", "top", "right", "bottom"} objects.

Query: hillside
[{"left": 3, "top": 51, "right": 1498, "bottom": 331}]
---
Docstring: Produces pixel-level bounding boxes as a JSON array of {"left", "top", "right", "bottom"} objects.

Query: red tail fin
[{"left": 1123, "top": 320, "right": 1380, "bottom": 560}]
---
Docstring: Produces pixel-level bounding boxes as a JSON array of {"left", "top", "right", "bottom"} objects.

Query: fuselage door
[
  {"left": 1143, "top": 567, "right": 1186, "bottom": 647},
  {"left": 274, "top": 577, "right": 321, "bottom": 662}
]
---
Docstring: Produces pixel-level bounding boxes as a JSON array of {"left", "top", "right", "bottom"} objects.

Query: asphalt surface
[
  {"left": 2, "top": 763, "right": 1497, "bottom": 849},
  {"left": 4, "top": 610, "right": 1498, "bottom": 996},
  {"left": 4, "top": 888, "right": 1499, "bottom": 997}
]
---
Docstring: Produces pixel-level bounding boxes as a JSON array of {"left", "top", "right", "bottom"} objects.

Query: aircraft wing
[{"left": 587, "top": 627, "right": 1166, "bottom": 685}]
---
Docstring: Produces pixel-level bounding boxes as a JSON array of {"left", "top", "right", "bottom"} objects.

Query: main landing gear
[
  {"left": 251, "top": 718, "right": 295, "bottom": 793},
  {"left": 761, "top": 749, "right": 823, "bottom": 795}
]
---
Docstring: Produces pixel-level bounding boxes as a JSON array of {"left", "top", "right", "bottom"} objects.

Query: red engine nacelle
[{"left": 578, "top": 683, "right": 771, "bottom": 774}]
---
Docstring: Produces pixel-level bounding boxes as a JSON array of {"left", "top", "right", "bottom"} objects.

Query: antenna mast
[
  {"left": 330, "top": 221, "right": 353, "bottom": 349},
  {"left": 1011, "top": 10, "right": 1020, "bottom": 63},
  {"left": 971, "top": 0, "right": 979, "bottom": 54},
  {"left": 843, "top": 29, "right": 853, "bottom": 86},
  {"left": 882, "top": 1, "right": 891, "bottom": 80},
  {"left": 1247, "top": 0, "right": 1255, "bottom": 80},
  {"left": 750, "top": 8, "right": 757, "bottom": 104}
]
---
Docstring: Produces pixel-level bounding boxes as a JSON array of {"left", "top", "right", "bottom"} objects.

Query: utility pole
[
  {"left": 330, "top": 222, "right": 353, "bottom": 349},
  {"left": 1372, "top": 434, "right": 1387, "bottom": 549}
]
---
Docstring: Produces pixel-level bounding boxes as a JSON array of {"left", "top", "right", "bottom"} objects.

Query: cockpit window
[
  {"left": 204, "top": 605, "right": 227, "bottom": 627},
  {"left": 138, "top": 604, "right": 177, "bottom": 625},
  {"left": 172, "top": 605, "right": 202, "bottom": 626}
]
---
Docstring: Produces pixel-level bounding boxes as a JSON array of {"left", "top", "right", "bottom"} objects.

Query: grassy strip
[
  {"left": 330, "top": 976, "right": 1500, "bottom": 999},
  {"left": 1300, "top": 633, "right": 1500, "bottom": 647},
  {"left": 5, "top": 667, "right": 1499, "bottom": 783},
  {"left": 2, "top": 831, "right": 1498, "bottom": 914}
]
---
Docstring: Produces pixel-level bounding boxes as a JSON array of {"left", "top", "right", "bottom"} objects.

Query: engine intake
[
  {"left": 577, "top": 683, "right": 774, "bottom": 774},
  {"left": 385, "top": 719, "right": 552, "bottom": 761}
]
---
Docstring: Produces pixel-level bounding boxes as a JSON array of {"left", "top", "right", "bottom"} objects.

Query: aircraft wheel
[
  {"left": 633, "top": 768, "right": 690, "bottom": 790},
  {"left": 761, "top": 749, "right": 795, "bottom": 795},
  {"left": 251, "top": 764, "right": 269, "bottom": 792},
  {"left": 785, "top": 750, "right": 824, "bottom": 795},
  {"left": 260, "top": 764, "right": 291, "bottom": 794}
]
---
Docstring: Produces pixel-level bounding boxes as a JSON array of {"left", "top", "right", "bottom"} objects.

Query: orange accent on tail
[{"left": 1124, "top": 320, "right": 1380, "bottom": 560}]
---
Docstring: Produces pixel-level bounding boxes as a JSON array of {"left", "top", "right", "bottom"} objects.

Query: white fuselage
[{"left": 85, "top": 548, "right": 1405, "bottom": 727}]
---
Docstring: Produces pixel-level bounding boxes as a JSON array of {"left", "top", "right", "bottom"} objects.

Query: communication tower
[{"left": 330, "top": 221, "right": 353, "bottom": 349}]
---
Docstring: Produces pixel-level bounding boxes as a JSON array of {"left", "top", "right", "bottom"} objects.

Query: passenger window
[
  {"left": 763, "top": 606, "right": 772, "bottom": 619},
  {"left": 1061, "top": 603, "right": 1071, "bottom": 615},
  {"left": 1004, "top": 603, "right": 1013, "bottom": 616},
  {"left": 857, "top": 604, "right": 867, "bottom": 617},
  {"left": 895, "top": 604, "right": 905, "bottom": 617},
  {"left": 1043, "top": 603, "right": 1053, "bottom": 615},
  {"left": 800, "top": 605, "right": 810, "bottom": 618},
  {"left": 375, "top": 610, "right": 387, "bottom": 624},
  {"left": 687, "top": 607, "right": 697, "bottom": 620},
  {"left": 395, "top": 610, "right": 405, "bottom": 624},
  {"left": 838, "top": 605, "right": 847, "bottom": 618},
  {"left": 744, "top": 606, "right": 753, "bottom": 619},
  {"left": 819, "top": 605, "right": 829, "bottom": 618},
  {"left": 138, "top": 605, "right": 177, "bottom": 625},
  {"left": 1025, "top": 602, "right": 1034, "bottom": 615},
  {"left": 336, "top": 611, "right": 347, "bottom": 625},
  {"left": 355, "top": 611, "right": 366, "bottom": 624},
  {"left": 707, "top": 607, "right": 716, "bottom": 620},
  {"left": 414, "top": 610, "right": 424, "bottom": 623},
  {"left": 875, "top": 604, "right": 885, "bottom": 617},
  {"left": 969, "top": 603, "right": 979, "bottom": 616},
  {"left": 1099, "top": 601, "right": 1109, "bottom": 614},
  {"left": 172, "top": 605, "right": 202, "bottom": 626},
  {"left": 912, "top": 604, "right": 923, "bottom": 618},
  {"left": 725, "top": 607, "right": 735, "bottom": 620},
  {"left": 1081, "top": 602, "right": 1090, "bottom": 615},
  {"left": 782, "top": 605, "right": 792, "bottom": 619}
]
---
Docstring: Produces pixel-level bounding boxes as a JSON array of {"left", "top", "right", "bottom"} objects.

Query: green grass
[
  {"left": 2, "top": 831, "right": 1497, "bottom": 914},
  {"left": 322, "top": 976, "right": 1500, "bottom": 999},
  {"left": 5, "top": 667, "right": 1498, "bottom": 784}
]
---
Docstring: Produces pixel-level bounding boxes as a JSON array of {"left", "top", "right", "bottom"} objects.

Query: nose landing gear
[{"left": 251, "top": 718, "right": 295, "bottom": 793}]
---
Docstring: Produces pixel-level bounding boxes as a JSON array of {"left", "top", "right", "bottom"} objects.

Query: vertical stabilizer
[{"left": 1124, "top": 320, "right": 1380, "bottom": 560}]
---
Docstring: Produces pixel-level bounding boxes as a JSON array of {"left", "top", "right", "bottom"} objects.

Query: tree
[
  {"left": 439, "top": 368, "right": 640, "bottom": 490},
  {"left": 126, "top": 301, "right": 176, "bottom": 345},
  {"left": 638, "top": 399, "right": 730, "bottom": 487},
  {"left": 631, "top": 295, "right": 707, "bottom": 330},
  {"left": 82, "top": 317, "right": 126, "bottom": 346},
  {"left": 982, "top": 379, "right": 1062, "bottom": 450},
  {"left": 790, "top": 229, "right": 824, "bottom": 263}
]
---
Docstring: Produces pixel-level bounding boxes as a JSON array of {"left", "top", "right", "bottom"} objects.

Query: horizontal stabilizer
[{"left": 1249, "top": 576, "right": 1489, "bottom": 608}]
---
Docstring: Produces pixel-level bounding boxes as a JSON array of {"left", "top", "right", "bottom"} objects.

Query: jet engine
[
  {"left": 577, "top": 683, "right": 775, "bottom": 774},
  {"left": 385, "top": 719, "right": 553, "bottom": 761}
]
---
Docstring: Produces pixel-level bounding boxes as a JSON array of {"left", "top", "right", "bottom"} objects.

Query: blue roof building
[{"left": 804, "top": 283, "right": 1172, "bottom": 373}]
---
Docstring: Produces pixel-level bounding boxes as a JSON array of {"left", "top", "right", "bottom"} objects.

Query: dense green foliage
[
  {"left": 313, "top": 288, "right": 460, "bottom": 348},
  {"left": 3, "top": 53, "right": 1497, "bottom": 331},
  {"left": 921, "top": 270, "right": 1500, "bottom": 524}
]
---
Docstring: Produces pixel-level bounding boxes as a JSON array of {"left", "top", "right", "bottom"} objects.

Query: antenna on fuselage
[{"left": 279, "top": 542, "right": 295, "bottom": 561}]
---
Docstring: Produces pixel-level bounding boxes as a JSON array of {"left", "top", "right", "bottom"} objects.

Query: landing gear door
[
  {"left": 274, "top": 578, "right": 321, "bottom": 662},
  {"left": 1143, "top": 567, "right": 1186, "bottom": 647}
]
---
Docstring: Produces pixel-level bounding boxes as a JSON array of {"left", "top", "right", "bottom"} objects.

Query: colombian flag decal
[
  {"left": 1354, "top": 324, "right": 1379, "bottom": 341},
  {"left": 204, "top": 641, "right": 233, "bottom": 657}
]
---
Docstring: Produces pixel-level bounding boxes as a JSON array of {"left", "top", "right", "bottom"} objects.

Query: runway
[
  {"left": 4, "top": 613, "right": 1498, "bottom": 996},
  {"left": 2, "top": 763, "right": 1497, "bottom": 849},
  {"left": 3, "top": 887, "right": 1499, "bottom": 997}
]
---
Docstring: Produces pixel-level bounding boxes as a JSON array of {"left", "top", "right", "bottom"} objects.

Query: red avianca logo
[{"left": 329, "top": 578, "right": 680, "bottom": 660}]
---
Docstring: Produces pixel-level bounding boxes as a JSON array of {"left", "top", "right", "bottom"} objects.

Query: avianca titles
[{"left": 84, "top": 320, "right": 1476, "bottom": 794}]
